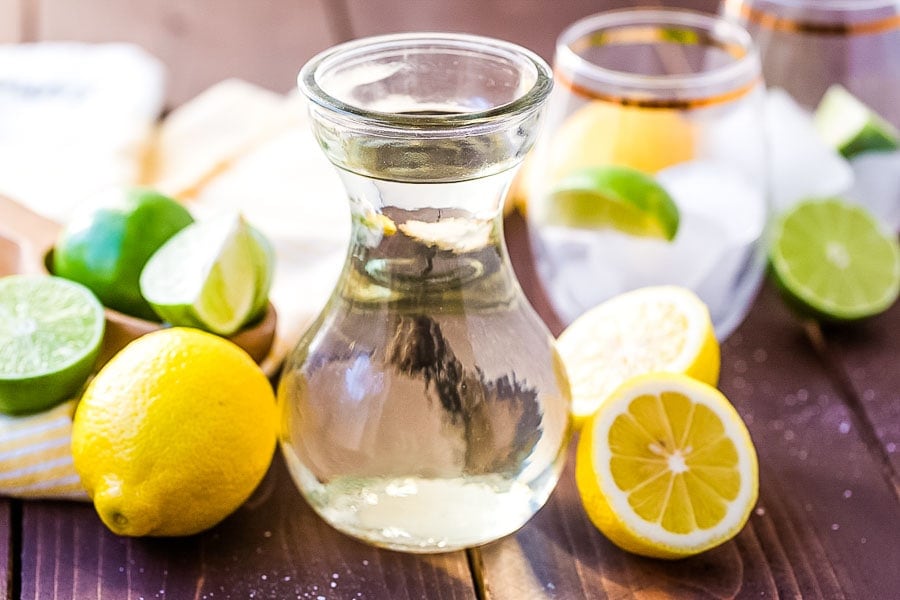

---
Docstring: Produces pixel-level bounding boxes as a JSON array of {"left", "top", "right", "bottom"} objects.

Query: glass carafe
[{"left": 278, "top": 33, "right": 572, "bottom": 553}]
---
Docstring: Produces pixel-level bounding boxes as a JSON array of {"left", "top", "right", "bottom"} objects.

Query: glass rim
[
  {"left": 298, "top": 32, "right": 553, "bottom": 131},
  {"left": 555, "top": 8, "right": 760, "bottom": 95},
  {"left": 732, "top": 0, "right": 899, "bottom": 11},
  {"left": 724, "top": 0, "right": 900, "bottom": 35}
]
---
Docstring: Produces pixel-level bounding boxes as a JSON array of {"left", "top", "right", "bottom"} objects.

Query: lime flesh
[
  {"left": 139, "top": 213, "right": 274, "bottom": 336},
  {"left": 539, "top": 166, "right": 680, "bottom": 240},
  {"left": 814, "top": 85, "right": 900, "bottom": 159},
  {"left": 0, "top": 275, "right": 105, "bottom": 415},
  {"left": 769, "top": 198, "right": 900, "bottom": 321}
]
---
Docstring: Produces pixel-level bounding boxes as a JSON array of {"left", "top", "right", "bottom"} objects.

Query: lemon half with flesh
[
  {"left": 557, "top": 286, "right": 720, "bottom": 427},
  {"left": 576, "top": 372, "right": 758, "bottom": 559}
]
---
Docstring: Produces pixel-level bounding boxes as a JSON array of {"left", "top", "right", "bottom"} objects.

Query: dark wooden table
[{"left": 2, "top": 212, "right": 899, "bottom": 599}]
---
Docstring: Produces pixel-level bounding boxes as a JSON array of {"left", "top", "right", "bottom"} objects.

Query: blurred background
[{"left": 0, "top": 0, "right": 717, "bottom": 106}]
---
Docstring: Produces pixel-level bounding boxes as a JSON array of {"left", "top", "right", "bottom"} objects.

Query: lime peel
[
  {"left": 541, "top": 166, "right": 680, "bottom": 240},
  {"left": 769, "top": 198, "right": 900, "bottom": 322},
  {"left": 814, "top": 84, "right": 900, "bottom": 159},
  {"left": 140, "top": 212, "right": 274, "bottom": 336},
  {"left": 0, "top": 275, "right": 105, "bottom": 415}
]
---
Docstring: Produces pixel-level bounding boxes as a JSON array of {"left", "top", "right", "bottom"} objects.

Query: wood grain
[
  {"left": 34, "top": 0, "right": 339, "bottom": 106},
  {"left": 820, "top": 300, "right": 900, "bottom": 492},
  {"left": 487, "top": 212, "right": 900, "bottom": 599},
  {"left": 19, "top": 454, "right": 477, "bottom": 600},
  {"left": 1, "top": 500, "right": 10, "bottom": 600}
]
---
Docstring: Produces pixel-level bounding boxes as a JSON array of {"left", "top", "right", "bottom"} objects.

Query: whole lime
[{"left": 52, "top": 188, "right": 194, "bottom": 320}]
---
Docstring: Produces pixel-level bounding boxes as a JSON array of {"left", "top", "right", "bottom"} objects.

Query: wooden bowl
[{"left": 0, "top": 195, "right": 277, "bottom": 367}]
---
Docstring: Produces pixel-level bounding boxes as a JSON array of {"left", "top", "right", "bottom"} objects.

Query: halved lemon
[
  {"left": 576, "top": 373, "right": 758, "bottom": 559},
  {"left": 556, "top": 286, "right": 719, "bottom": 427}
]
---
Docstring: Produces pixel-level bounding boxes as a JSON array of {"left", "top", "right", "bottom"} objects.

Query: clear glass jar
[
  {"left": 722, "top": 0, "right": 900, "bottom": 230},
  {"left": 526, "top": 9, "right": 770, "bottom": 339},
  {"left": 278, "top": 33, "right": 572, "bottom": 553}
]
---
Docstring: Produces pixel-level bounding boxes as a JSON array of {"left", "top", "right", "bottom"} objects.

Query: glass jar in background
[
  {"left": 721, "top": 0, "right": 900, "bottom": 229},
  {"left": 279, "top": 33, "right": 571, "bottom": 554},
  {"left": 526, "top": 9, "right": 769, "bottom": 338}
]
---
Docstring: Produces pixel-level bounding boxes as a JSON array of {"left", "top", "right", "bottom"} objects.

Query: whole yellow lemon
[{"left": 71, "top": 327, "right": 277, "bottom": 537}]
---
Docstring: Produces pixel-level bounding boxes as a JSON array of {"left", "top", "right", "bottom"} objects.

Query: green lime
[
  {"left": 52, "top": 187, "right": 194, "bottom": 321},
  {"left": 0, "top": 275, "right": 105, "bottom": 415},
  {"left": 537, "top": 166, "right": 680, "bottom": 240},
  {"left": 139, "top": 212, "right": 274, "bottom": 336},
  {"left": 769, "top": 198, "right": 900, "bottom": 322},
  {"left": 814, "top": 85, "right": 899, "bottom": 158}
]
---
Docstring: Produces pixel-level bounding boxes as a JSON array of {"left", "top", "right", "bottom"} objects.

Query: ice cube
[
  {"left": 847, "top": 150, "right": 900, "bottom": 232},
  {"left": 766, "top": 88, "right": 854, "bottom": 211},
  {"left": 657, "top": 160, "right": 767, "bottom": 334},
  {"left": 700, "top": 86, "right": 767, "bottom": 185}
]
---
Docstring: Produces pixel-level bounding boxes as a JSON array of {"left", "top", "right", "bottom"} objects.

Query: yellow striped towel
[{"left": 0, "top": 400, "right": 88, "bottom": 501}]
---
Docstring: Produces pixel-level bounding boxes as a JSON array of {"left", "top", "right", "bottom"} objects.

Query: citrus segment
[
  {"left": 814, "top": 84, "right": 899, "bottom": 158},
  {"left": 539, "top": 166, "right": 680, "bottom": 240},
  {"left": 556, "top": 286, "right": 719, "bottom": 427},
  {"left": 0, "top": 275, "right": 105, "bottom": 415},
  {"left": 140, "top": 212, "right": 274, "bottom": 336},
  {"left": 576, "top": 373, "right": 758, "bottom": 559},
  {"left": 547, "top": 101, "right": 695, "bottom": 181},
  {"left": 769, "top": 198, "right": 900, "bottom": 321}
]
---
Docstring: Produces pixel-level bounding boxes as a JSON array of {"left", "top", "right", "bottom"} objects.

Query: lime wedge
[
  {"left": 814, "top": 85, "right": 900, "bottom": 158},
  {"left": 769, "top": 198, "right": 900, "bottom": 321},
  {"left": 538, "top": 166, "right": 680, "bottom": 240},
  {"left": 0, "top": 275, "right": 105, "bottom": 415},
  {"left": 139, "top": 212, "right": 275, "bottom": 336}
]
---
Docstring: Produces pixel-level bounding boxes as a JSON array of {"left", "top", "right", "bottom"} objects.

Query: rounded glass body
[
  {"left": 527, "top": 9, "right": 769, "bottom": 339},
  {"left": 279, "top": 33, "right": 572, "bottom": 553},
  {"left": 722, "top": 0, "right": 900, "bottom": 230}
]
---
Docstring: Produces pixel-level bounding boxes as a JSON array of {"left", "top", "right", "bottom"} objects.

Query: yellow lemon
[
  {"left": 557, "top": 286, "right": 719, "bottom": 427},
  {"left": 547, "top": 101, "right": 695, "bottom": 182},
  {"left": 576, "top": 373, "right": 758, "bottom": 559},
  {"left": 71, "top": 327, "right": 277, "bottom": 537}
]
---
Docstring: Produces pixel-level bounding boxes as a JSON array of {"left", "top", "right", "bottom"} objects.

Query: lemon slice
[
  {"left": 539, "top": 166, "right": 680, "bottom": 240},
  {"left": 557, "top": 286, "right": 719, "bottom": 427},
  {"left": 576, "top": 373, "right": 758, "bottom": 559}
]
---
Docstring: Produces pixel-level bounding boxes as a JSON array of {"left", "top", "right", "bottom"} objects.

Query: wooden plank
[
  {"left": 35, "top": 0, "right": 339, "bottom": 106},
  {"left": 343, "top": 0, "right": 719, "bottom": 62},
  {"left": 481, "top": 213, "right": 900, "bottom": 599},
  {"left": 19, "top": 454, "right": 477, "bottom": 599},
  {"left": 820, "top": 299, "right": 900, "bottom": 491},
  {"left": 0, "top": 0, "right": 22, "bottom": 42},
  {"left": 1, "top": 500, "right": 10, "bottom": 600}
]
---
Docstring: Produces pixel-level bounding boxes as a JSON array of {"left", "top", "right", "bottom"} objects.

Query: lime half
[
  {"left": 139, "top": 212, "right": 274, "bottom": 336},
  {"left": 814, "top": 85, "right": 899, "bottom": 159},
  {"left": 769, "top": 198, "right": 900, "bottom": 321},
  {"left": 538, "top": 166, "right": 680, "bottom": 240},
  {"left": 0, "top": 275, "right": 105, "bottom": 415}
]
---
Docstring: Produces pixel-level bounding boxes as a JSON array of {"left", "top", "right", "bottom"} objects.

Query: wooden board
[
  {"left": 822, "top": 300, "right": 900, "bottom": 492},
  {"left": 34, "top": 0, "right": 341, "bottom": 106},
  {"left": 18, "top": 455, "right": 477, "bottom": 599},
  {"left": 1, "top": 500, "right": 10, "bottom": 600},
  {"left": 488, "top": 212, "right": 900, "bottom": 599}
]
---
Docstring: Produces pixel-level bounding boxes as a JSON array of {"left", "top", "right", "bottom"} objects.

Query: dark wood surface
[{"left": 3, "top": 213, "right": 899, "bottom": 599}]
